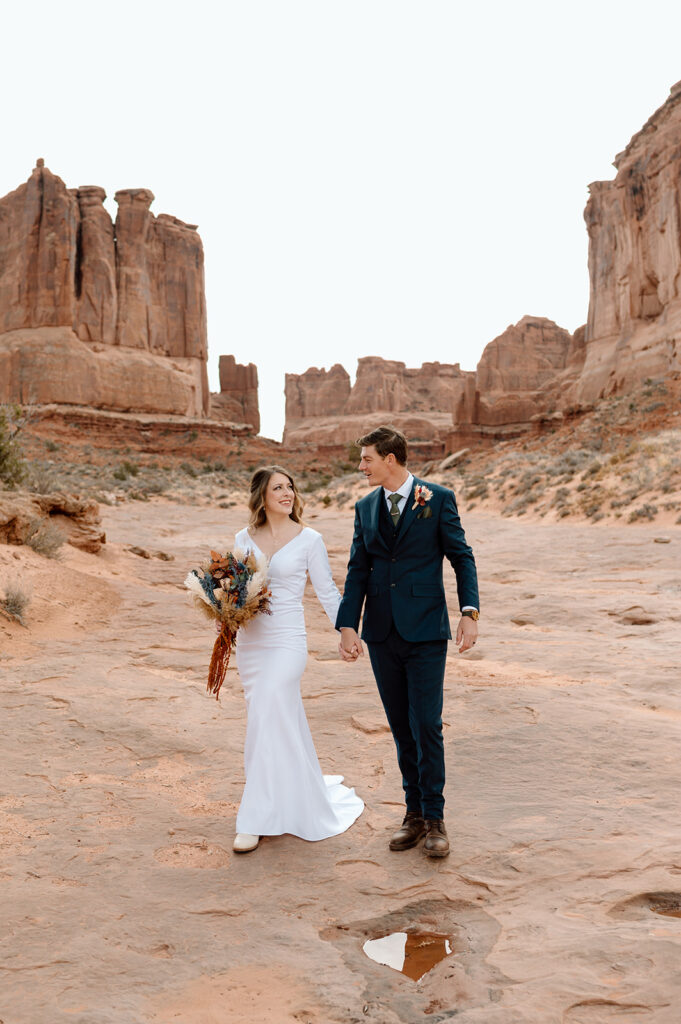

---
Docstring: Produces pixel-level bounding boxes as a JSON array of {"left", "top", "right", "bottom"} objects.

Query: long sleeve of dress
[{"left": 307, "top": 531, "right": 342, "bottom": 627}]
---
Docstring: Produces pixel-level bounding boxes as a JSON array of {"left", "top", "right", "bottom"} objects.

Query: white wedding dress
[{"left": 234, "top": 526, "right": 364, "bottom": 840}]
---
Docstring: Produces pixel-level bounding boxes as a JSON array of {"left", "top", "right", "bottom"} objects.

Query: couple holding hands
[{"left": 230, "top": 425, "right": 479, "bottom": 857}]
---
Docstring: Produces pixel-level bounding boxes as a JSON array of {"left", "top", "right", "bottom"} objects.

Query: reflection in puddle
[{"left": 363, "top": 931, "right": 453, "bottom": 981}]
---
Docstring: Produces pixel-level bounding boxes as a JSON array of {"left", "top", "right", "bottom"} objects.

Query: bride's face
[{"left": 264, "top": 472, "right": 296, "bottom": 518}]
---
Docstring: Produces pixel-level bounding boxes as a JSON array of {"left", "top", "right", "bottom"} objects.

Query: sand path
[{"left": 1, "top": 502, "right": 680, "bottom": 1023}]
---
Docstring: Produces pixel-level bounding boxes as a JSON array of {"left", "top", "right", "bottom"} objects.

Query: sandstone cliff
[
  {"left": 577, "top": 80, "right": 681, "bottom": 403},
  {"left": 210, "top": 355, "right": 260, "bottom": 432},
  {"left": 0, "top": 162, "right": 209, "bottom": 417}
]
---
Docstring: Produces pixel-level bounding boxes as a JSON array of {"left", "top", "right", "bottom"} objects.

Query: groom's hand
[
  {"left": 339, "top": 627, "right": 364, "bottom": 662},
  {"left": 456, "top": 616, "right": 478, "bottom": 653}
]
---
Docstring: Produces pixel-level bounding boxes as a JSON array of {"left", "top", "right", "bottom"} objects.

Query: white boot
[{"left": 233, "top": 833, "right": 259, "bottom": 853}]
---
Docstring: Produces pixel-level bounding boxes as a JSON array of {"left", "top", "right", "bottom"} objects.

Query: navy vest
[{"left": 378, "top": 491, "right": 406, "bottom": 549}]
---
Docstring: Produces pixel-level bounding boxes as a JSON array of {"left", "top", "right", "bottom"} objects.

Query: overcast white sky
[{"left": 3, "top": 1, "right": 681, "bottom": 439}]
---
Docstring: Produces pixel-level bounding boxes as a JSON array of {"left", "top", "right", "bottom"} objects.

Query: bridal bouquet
[{"left": 184, "top": 549, "right": 272, "bottom": 700}]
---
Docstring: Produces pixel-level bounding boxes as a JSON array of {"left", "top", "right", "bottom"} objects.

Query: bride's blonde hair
[{"left": 248, "top": 465, "right": 305, "bottom": 529}]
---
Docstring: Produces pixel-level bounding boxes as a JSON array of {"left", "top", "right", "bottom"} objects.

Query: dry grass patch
[
  {"left": 24, "top": 518, "right": 66, "bottom": 559},
  {"left": 1, "top": 580, "right": 31, "bottom": 623}
]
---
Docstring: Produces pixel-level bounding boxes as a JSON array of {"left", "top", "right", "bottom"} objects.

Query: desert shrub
[
  {"left": 180, "top": 462, "right": 198, "bottom": 478},
  {"left": 139, "top": 478, "right": 168, "bottom": 496},
  {"left": 581, "top": 460, "right": 603, "bottom": 479},
  {"left": 24, "top": 518, "right": 66, "bottom": 558},
  {"left": 113, "top": 460, "right": 139, "bottom": 481},
  {"left": 628, "top": 503, "right": 658, "bottom": 522},
  {"left": 301, "top": 472, "right": 332, "bottom": 493},
  {"left": 503, "top": 495, "right": 531, "bottom": 516},
  {"left": 45, "top": 439, "right": 59, "bottom": 452},
  {"left": 1, "top": 580, "right": 31, "bottom": 623},
  {"left": 580, "top": 499, "right": 604, "bottom": 518},
  {"left": 0, "top": 405, "right": 27, "bottom": 488},
  {"left": 519, "top": 472, "right": 544, "bottom": 488},
  {"left": 467, "top": 483, "right": 489, "bottom": 500},
  {"left": 321, "top": 494, "right": 332, "bottom": 506},
  {"left": 25, "top": 464, "right": 60, "bottom": 495}
]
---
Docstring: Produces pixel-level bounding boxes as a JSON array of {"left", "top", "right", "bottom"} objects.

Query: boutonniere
[{"left": 412, "top": 484, "right": 433, "bottom": 519}]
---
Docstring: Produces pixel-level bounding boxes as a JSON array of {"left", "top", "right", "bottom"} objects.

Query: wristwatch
[{"left": 461, "top": 609, "right": 479, "bottom": 620}]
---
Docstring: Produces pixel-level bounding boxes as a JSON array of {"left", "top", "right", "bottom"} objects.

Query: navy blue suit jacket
[{"left": 335, "top": 477, "right": 479, "bottom": 643}]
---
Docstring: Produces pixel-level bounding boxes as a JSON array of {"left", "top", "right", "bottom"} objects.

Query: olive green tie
[{"left": 388, "top": 492, "right": 402, "bottom": 528}]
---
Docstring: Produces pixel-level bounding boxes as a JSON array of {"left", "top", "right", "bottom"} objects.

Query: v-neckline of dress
[{"left": 246, "top": 526, "right": 307, "bottom": 562}]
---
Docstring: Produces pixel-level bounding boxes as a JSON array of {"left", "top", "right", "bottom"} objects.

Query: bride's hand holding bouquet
[{"left": 184, "top": 549, "right": 272, "bottom": 699}]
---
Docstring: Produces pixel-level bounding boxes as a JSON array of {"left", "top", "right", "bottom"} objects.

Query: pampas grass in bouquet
[{"left": 185, "top": 549, "right": 271, "bottom": 699}]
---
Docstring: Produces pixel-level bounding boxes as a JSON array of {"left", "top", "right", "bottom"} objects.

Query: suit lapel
[
  {"left": 366, "top": 486, "right": 390, "bottom": 552},
  {"left": 394, "top": 476, "right": 421, "bottom": 549}
]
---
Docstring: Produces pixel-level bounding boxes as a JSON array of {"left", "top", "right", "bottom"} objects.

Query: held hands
[
  {"left": 338, "top": 627, "right": 364, "bottom": 662},
  {"left": 456, "top": 615, "right": 478, "bottom": 653}
]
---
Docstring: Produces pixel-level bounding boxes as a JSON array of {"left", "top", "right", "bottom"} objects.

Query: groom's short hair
[{"left": 356, "top": 425, "right": 408, "bottom": 465}]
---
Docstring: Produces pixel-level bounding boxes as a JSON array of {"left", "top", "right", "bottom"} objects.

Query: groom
[{"left": 335, "top": 425, "right": 479, "bottom": 858}]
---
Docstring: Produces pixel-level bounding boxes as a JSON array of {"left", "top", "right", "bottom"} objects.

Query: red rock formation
[
  {"left": 577, "top": 80, "right": 681, "bottom": 403},
  {"left": 0, "top": 328, "right": 207, "bottom": 415},
  {"left": 0, "top": 490, "right": 105, "bottom": 553},
  {"left": 0, "top": 160, "right": 78, "bottom": 332},
  {"left": 285, "top": 364, "right": 351, "bottom": 421},
  {"left": 284, "top": 322, "right": 576, "bottom": 452},
  {"left": 0, "top": 162, "right": 210, "bottom": 417},
  {"left": 284, "top": 358, "right": 471, "bottom": 450},
  {"left": 210, "top": 355, "right": 260, "bottom": 432},
  {"left": 113, "top": 188, "right": 155, "bottom": 352},
  {"left": 76, "top": 186, "right": 117, "bottom": 345},
  {"left": 451, "top": 317, "right": 579, "bottom": 446}
]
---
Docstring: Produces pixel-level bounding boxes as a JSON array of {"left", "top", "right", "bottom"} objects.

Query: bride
[{"left": 232, "top": 465, "right": 364, "bottom": 853}]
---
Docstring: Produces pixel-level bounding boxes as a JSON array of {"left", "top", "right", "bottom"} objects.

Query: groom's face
[{"left": 359, "top": 445, "right": 391, "bottom": 487}]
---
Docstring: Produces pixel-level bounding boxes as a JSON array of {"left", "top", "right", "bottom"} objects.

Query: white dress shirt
[{"left": 383, "top": 472, "right": 477, "bottom": 614}]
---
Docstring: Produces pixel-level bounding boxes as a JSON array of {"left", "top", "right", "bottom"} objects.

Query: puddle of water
[{"left": 363, "top": 931, "right": 453, "bottom": 982}]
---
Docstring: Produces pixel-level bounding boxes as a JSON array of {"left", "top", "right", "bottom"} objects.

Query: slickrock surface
[{"left": 1, "top": 502, "right": 680, "bottom": 1023}]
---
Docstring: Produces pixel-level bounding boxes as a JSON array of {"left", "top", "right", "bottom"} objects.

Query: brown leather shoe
[
  {"left": 389, "top": 811, "right": 426, "bottom": 851},
  {"left": 423, "top": 819, "right": 450, "bottom": 858}
]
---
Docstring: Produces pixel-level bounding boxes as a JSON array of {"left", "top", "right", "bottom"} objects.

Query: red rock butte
[
  {"left": 0, "top": 162, "right": 260, "bottom": 434},
  {"left": 0, "top": 162, "right": 211, "bottom": 417}
]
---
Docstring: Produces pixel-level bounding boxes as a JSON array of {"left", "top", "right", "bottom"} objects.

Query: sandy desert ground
[{"left": 1, "top": 499, "right": 681, "bottom": 1023}]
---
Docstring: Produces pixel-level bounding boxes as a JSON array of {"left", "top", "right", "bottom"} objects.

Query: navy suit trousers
[{"left": 367, "top": 625, "right": 448, "bottom": 819}]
